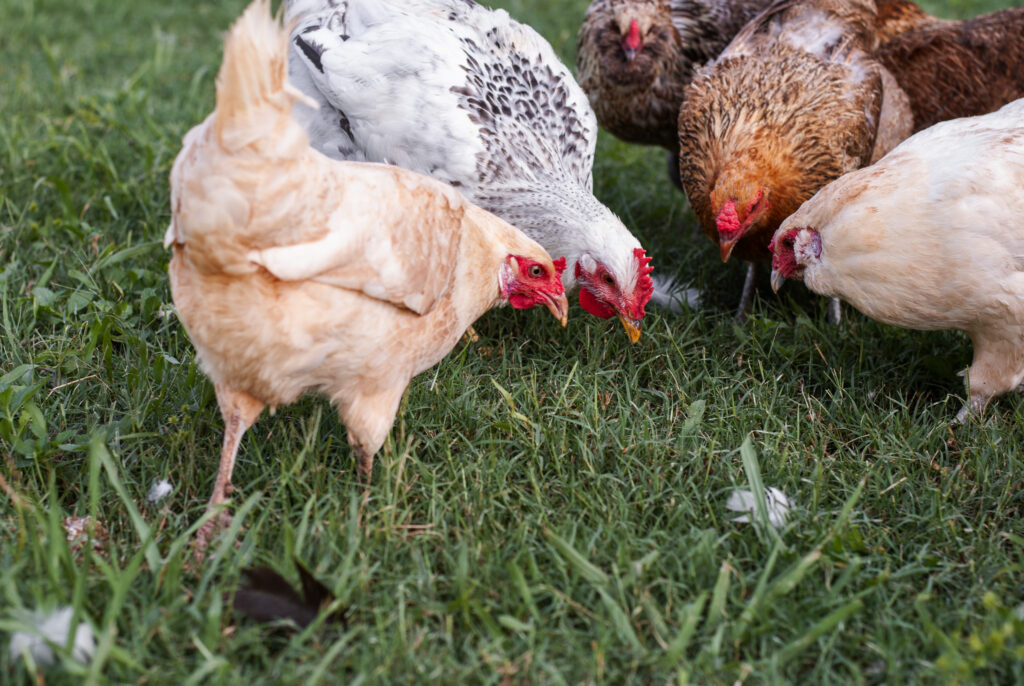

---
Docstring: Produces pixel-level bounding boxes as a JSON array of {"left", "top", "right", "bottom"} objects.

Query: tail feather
[{"left": 214, "top": 0, "right": 314, "bottom": 150}]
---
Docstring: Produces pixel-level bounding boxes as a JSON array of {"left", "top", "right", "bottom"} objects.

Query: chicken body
[
  {"left": 874, "top": 0, "right": 1024, "bottom": 133},
  {"left": 286, "top": 0, "right": 653, "bottom": 342},
  {"left": 677, "top": 0, "right": 912, "bottom": 319},
  {"left": 577, "top": 0, "right": 770, "bottom": 151},
  {"left": 771, "top": 98, "right": 1024, "bottom": 421},
  {"left": 166, "top": 0, "right": 568, "bottom": 550}
]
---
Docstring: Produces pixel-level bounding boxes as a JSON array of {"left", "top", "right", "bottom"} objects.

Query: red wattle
[
  {"left": 716, "top": 199, "right": 742, "bottom": 241},
  {"left": 579, "top": 287, "right": 616, "bottom": 319},
  {"left": 509, "top": 293, "right": 536, "bottom": 310}
]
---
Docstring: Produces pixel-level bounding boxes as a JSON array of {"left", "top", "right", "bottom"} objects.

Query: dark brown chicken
[
  {"left": 874, "top": 0, "right": 1024, "bottom": 132},
  {"left": 576, "top": 0, "right": 770, "bottom": 179},
  {"left": 677, "top": 0, "right": 912, "bottom": 319}
]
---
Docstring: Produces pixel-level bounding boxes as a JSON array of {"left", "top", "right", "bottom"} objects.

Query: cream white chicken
[
  {"left": 770, "top": 98, "right": 1024, "bottom": 421},
  {"left": 165, "top": 0, "right": 568, "bottom": 552}
]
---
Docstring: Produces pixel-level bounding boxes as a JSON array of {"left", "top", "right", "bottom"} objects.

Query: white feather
[{"left": 285, "top": 0, "right": 645, "bottom": 293}]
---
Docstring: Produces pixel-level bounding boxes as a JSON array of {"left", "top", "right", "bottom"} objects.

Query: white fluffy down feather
[
  {"left": 8, "top": 606, "right": 96, "bottom": 667},
  {"left": 726, "top": 487, "right": 793, "bottom": 529}
]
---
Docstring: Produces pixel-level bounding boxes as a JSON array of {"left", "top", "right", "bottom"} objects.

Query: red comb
[
  {"left": 625, "top": 18, "right": 642, "bottom": 51},
  {"left": 630, "top": 247, "right": 654, "bottom": 319},
  {"left": 552, "top": 256, "right": 567, "bottom": 278}
]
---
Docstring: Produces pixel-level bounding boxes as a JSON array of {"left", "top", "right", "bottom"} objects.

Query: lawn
[{"left": 2, "top": 0, "right": 1023, "bottom": 683}]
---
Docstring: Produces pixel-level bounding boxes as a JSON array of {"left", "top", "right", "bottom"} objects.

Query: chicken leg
[
  {"left": 827, "top": 297, "right": 842, "bottom": 325},
  {"left": 736, "top": 262, "right": 758, "bottom": 322},
  {"left": 195, "top": 384, "right": 265, "bottom": 558},
  {"left": 337, "top": 383, "right": 407, "bottom": 477},
  {"left": 954, "top": 333, "right": 1024, "bottom": 423}
]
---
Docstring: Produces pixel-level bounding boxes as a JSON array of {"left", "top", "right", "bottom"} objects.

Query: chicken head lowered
[
  {"left": 771, "top": 98, "right": 1024, "bottom": 422},
  {"left": 165, "top": 0, "right": 568, "bottom": 551},
  {"left": 287, "top": 0, "right": 653, "bottom": 342},
  {"left": 678, "top": 0, "right": 913, "bottom": 320}
]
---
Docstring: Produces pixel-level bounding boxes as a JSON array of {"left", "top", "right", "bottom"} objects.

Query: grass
[{"left": 2, "top": 0, "right": 1023, "bottom": 683}]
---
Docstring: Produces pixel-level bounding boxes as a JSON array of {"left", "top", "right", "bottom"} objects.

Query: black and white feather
[{"left": 286, "top": 0, "right": 649, "bottom": 304}]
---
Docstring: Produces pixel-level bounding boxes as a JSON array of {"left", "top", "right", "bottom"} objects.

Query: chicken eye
[
  {"left": 602, "top": 273, "right": 615, "bottom": 286},
  {"left": 528, "top": 264, "right": 544, "bottom": 278}
]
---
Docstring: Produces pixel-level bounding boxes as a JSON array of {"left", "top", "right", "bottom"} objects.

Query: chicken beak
[
  {"left": 770, "top": 268, "right": 785, "bottom": 293},
  {"left": 543, "top": 292, "right": 570, "bottom": 327},
  {"left": 623, "top": 47, "right": 638, "bottom": 64},
  {"left": 618, "top": 313, "right": 642, "bottom": 344},
  {"left": 720, "top": 236, "right": 739, "bottom": 263}
]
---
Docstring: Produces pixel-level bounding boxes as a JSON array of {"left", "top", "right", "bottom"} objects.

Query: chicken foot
[{"left": 195, "top": 384, "right": 265, "bottom": 559}]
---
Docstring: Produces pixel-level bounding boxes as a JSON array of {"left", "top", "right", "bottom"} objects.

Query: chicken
[
  {"left": 286, "top": 0, "right": 653, "bottom": 343},
  {"left": 677, "top": 0, "right": 912, "bottom": 320},
  {"left": 874, "top": 0, "right": 1024, "bottom": 133},
  {"left": 770, "top": 98, "right": 1024, "bottom": 422},
  {"left": 576, "top": 0, "right": 769, "bottom": 185},
  {"left": 165, "top": 0, "right": 569, "bottom": 550}
]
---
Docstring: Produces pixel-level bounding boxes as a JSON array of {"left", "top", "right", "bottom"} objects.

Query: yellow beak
[
  {"left": 618, "top": 313, "right": 642, "bottom": 344},
  {"left": 770, "top": 269, "right": 785, "bottom": 293},
  {"left": 543, "top": 292, "right": 570, "bottom": 327}
]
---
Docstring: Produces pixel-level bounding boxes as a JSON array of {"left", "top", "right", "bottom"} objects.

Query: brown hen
[
  {"left": 874, "top": 0, "right": 1024, "bottom": 132},
  {"left": 677, "top": 0, "right": 912, "bottom": 319},
  {"left": 577, "top": 0, "right": 770, "bottom": 186},
  {"left": 166, "top": 0, "right": 568, "bottom": 554}
]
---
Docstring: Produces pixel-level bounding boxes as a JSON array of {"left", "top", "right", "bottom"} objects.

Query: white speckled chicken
[
  {"left": 165, "top": 0, "right": 569, "bottom": 551},
  {"left": 286, "top": 0, "right": 654, "bottom": 342},
  {"left": 771, "top": 98, "right": 1024, "bottom": 421}
]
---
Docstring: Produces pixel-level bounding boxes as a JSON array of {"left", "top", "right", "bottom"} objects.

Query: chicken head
[
  {"left": 575, "top": 247, "right": 654, "bottom": 344},
  {"left": 502, "top": 255, "right": 569, "bottom": 325}
]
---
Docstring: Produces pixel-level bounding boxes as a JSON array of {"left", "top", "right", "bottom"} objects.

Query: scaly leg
[
  {"left": 195, "top": 384, "right": 265, "bottom": 560},
  {"left": 735, "top": 262, "right": 757, "bottom": 322}
]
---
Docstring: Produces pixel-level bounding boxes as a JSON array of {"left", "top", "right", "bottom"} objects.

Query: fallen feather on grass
[
  {"left": 8, "top": 606, "right": 95, "bottom": 667},
  {"left": 233, "top": 558, "right": 347, "bottom": 632},
  {"left": 63, "top": 516, "right": 108, "bottom": 558},
  {"left": 147, "top": 478, "right": 173, "bottom": 504},
  {"left": 726, "top": 487, "right": 793, "bottom": 529}
]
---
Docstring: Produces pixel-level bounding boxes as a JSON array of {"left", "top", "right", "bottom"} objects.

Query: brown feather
[
  {"left": 677, "top": 0, "right": 912, "bottom": 265},
  {"left": 875, "top": 3, "right": 1024, "bottom": 132},
  {"left": 577, "top": 0, "right": 770, "bottom": 151}
]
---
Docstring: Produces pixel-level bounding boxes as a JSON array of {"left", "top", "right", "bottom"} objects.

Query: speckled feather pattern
[
  {"left": 776, "top": 98, "right": 1024, "bottom": 414},
  {"left": 286, "top": 0, "right": 645, "bottom": 295}
]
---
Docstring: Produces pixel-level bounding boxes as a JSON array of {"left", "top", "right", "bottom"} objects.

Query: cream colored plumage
[
  {"left": 165, "top": 0, "right": 568, "bottom": 551},
  {"left": 770, "top": 98, "right": 1024, "bottom": 421}
]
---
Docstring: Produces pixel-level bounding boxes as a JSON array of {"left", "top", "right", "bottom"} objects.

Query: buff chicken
[
  {"left": 165, "top": 0, "right": 569, "bottom": 551},
  {"left": 677, "top": 0, "right": 912, "bottom": 320},
  {"left": 771, "top": 98, "right": 1024, "bottom": 422}
]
